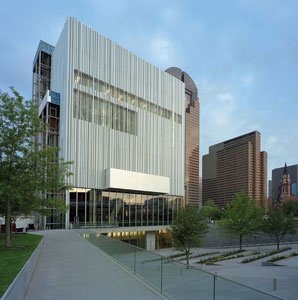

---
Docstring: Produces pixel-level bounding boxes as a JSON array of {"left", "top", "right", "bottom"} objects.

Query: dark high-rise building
[
  {"left": 165, "top": 68, "right": 200, "bottom": 208},
  {"left": 202, "top": 131, "right": 267, "bottom": 209}
]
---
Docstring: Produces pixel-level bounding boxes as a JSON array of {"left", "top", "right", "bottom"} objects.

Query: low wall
[{"left": 1, "top": 238, "right": 44, "bottom": 300}]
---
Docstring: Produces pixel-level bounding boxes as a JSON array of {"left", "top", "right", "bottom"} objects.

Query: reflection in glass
[{"left": 69, "top": 189, "right": 183, "bottom": 230}]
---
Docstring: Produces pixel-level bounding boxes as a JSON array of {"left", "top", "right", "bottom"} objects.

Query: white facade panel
[
  {"left": 51, "top": 17, "right": 185, "bottom": 196},
  {"left": 105, "top": 168, "right": 170, "bottom": 194}
]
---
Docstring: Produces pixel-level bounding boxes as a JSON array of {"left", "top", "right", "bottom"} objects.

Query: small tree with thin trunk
[
  {"left": 261, "top": 208, "right": 296, "bottom": 250},
  {"left": 219, "top": 191, "right": 263, "bottom": 250},
  {"left": 201, "top": 199, "right": 222, "bottom": 224},
  {"left": 282, "top": 200, "right": 298, "bottom": 218},
  {"left": 171, "top": 205, "right": 208, "bottom": 268}
]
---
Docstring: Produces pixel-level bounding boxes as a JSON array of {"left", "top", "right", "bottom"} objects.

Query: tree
[
  {"left": 171, "top": 205, "right": 208, "bottom": 268},
  {"left": 261, "top": 208, "right": 296, "bottom": 250},
  {"left": 201, "top": 199, "right": 222, "bottom": 224},
  {"left": 281, "top": 200, "right": 298, "bottom": 218},
  {"left": 0, "top": 88, "right": 72, "bottom": 247},
  {"left": 218, "top": 191, "right": 263, "bottom": 250}
]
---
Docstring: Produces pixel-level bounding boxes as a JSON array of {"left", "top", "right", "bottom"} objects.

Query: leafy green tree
[
  {"left": 219, "top": 191, "right": 263, "bottom": 250},
  {"left": 281, "top": 200, "right": 298, "bottom": 218},
  {"left": 261, "top": 208, "right": 296, "bottom": 250},
  {"left": 171, "top": 205, "right": 208, "bottom": 268},
  {"left": 201, "top": 199, "right": 222, "bottom": 224},
  {"left": 0, "top": 88, "right": 72, "bottom": 247}
]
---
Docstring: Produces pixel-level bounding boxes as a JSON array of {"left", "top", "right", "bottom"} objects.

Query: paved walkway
[
  {"left": 25, "top": 230, "right": 164, "bottom": 300},
  {"left": 154, "top": 244, "right": 298, "bottom": 300},
  {"left": 25, "top": 230, "right": 298, "bottom": 300}
]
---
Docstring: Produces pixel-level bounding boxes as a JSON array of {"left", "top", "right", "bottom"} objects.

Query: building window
[
  {"left": 50, "top": 107, "right": 57, "bottom": 117},
  {"left": 73, "top": 89, "right": 137, "bottom": 135},
  {"left": 73, "top": 69, "right": 182, "bottom": 124}
]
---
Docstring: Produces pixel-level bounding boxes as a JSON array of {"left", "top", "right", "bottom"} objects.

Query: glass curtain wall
[{"left": 69, "top": 189, "right": 183, "bottom": 228}]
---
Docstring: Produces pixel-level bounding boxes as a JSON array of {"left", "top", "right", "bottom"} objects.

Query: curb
[{"left": 0, "top": 237, "right": 44, "bottom": 300}]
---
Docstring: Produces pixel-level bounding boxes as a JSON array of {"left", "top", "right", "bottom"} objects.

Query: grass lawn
[{"left": 0, "top": 233, "right": 43, "bottom": 297}]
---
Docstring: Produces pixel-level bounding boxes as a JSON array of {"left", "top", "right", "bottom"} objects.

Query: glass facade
[
  {"left": 73, "top": 89, "right": 137, "bottom": 135},
  {"left": 32, "top": 48, "right": 53, "bottom": 106},
  {"left": 292, "top": 183, "right": 298, "bottom": 195},
  {"left": 69, "top": 189, "right": 183, "bottom": 228},
  {"left": 165, "top": 68, "right": 200, "bottom": 207},
  {"left": 184, "top": 90, "right": 200, "bottom": 207},
  {"left": 79, "top": 230, "right": 283, "bottom": 299},
  {"left": 73, "top": 69, "right": 182, "bottom": 124}
]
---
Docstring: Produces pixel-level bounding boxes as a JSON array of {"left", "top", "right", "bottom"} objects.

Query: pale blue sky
[{"left": 1, "top": 0, "right": 297, "bottom": 180}]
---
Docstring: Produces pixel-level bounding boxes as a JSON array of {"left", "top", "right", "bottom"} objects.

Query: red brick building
[{"left": 276, "top": 163, "right": 298, "bottom": 205}]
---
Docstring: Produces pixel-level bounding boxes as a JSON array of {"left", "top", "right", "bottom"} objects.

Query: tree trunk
[
  {"left": 5, "top": 199, "right": 12, "bottom": 247},
  {"left": 239, "top": 233, "right": 242, "bottom": 250},
  {"left": 277, "top": 238, "right": 280, "bottom": 250},
  {"left": 186, "top": 249, "right": 190, "bottom": 269}
]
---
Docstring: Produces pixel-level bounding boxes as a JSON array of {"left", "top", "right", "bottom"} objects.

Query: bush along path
[
  {"left": 241, "top": 246, "right": 292, "bottom": 263},
  {"left": 196, "top": 249, "right": 246, "bottom": 264},
  {"left": 266, "top": 252, "right": 298, "bottom": 263},
  {"left": 192, "top": 247, "right": 296, "bottom": 265}
]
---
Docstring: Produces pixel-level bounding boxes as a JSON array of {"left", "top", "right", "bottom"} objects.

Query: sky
[{"left": 0, "top": 0, "right": 297, "bottom": 180}]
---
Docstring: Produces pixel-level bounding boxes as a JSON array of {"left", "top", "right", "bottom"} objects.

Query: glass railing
[{"left": 75, "top": 229, "right": 283, "bottom": 300}]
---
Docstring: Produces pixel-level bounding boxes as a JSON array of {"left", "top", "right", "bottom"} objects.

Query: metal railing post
[
  {"left": 133, "top": 246, "right": 136, "bottom": 275},
  {"left": 213, "top": 272, "right": 217, "bottom": 300},
  {"left": 160, "top": 256, "right": 163, "bottom": 294},
  {"left": 273, "top": 278, "right": 277, "bottom": 291}
]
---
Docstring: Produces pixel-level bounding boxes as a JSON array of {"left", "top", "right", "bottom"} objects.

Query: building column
[{"left": 146, "top": 231, "right": 156, "bottom": 251}]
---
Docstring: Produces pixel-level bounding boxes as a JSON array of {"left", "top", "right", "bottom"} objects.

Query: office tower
[
  {"left": 202, "top": 131, "right": 267, "bottom": 209},
  {"left": 32, "top": 17, "right": 199, "bottom": 248},
  {"left": 165, "top": 68, "right": 200, "bottom": 208}
]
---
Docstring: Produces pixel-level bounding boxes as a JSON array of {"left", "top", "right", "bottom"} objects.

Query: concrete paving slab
[
  {"left": 25, "top": 230, "right": 164, "bottom": 300},
  {"left": 154, "top": 244, "right": 298, "bottom": 300}
]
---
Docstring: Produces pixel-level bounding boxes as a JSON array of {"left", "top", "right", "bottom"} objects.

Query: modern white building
[{"left": 33, "top": 17, "right": 199, "bottom": 249}]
